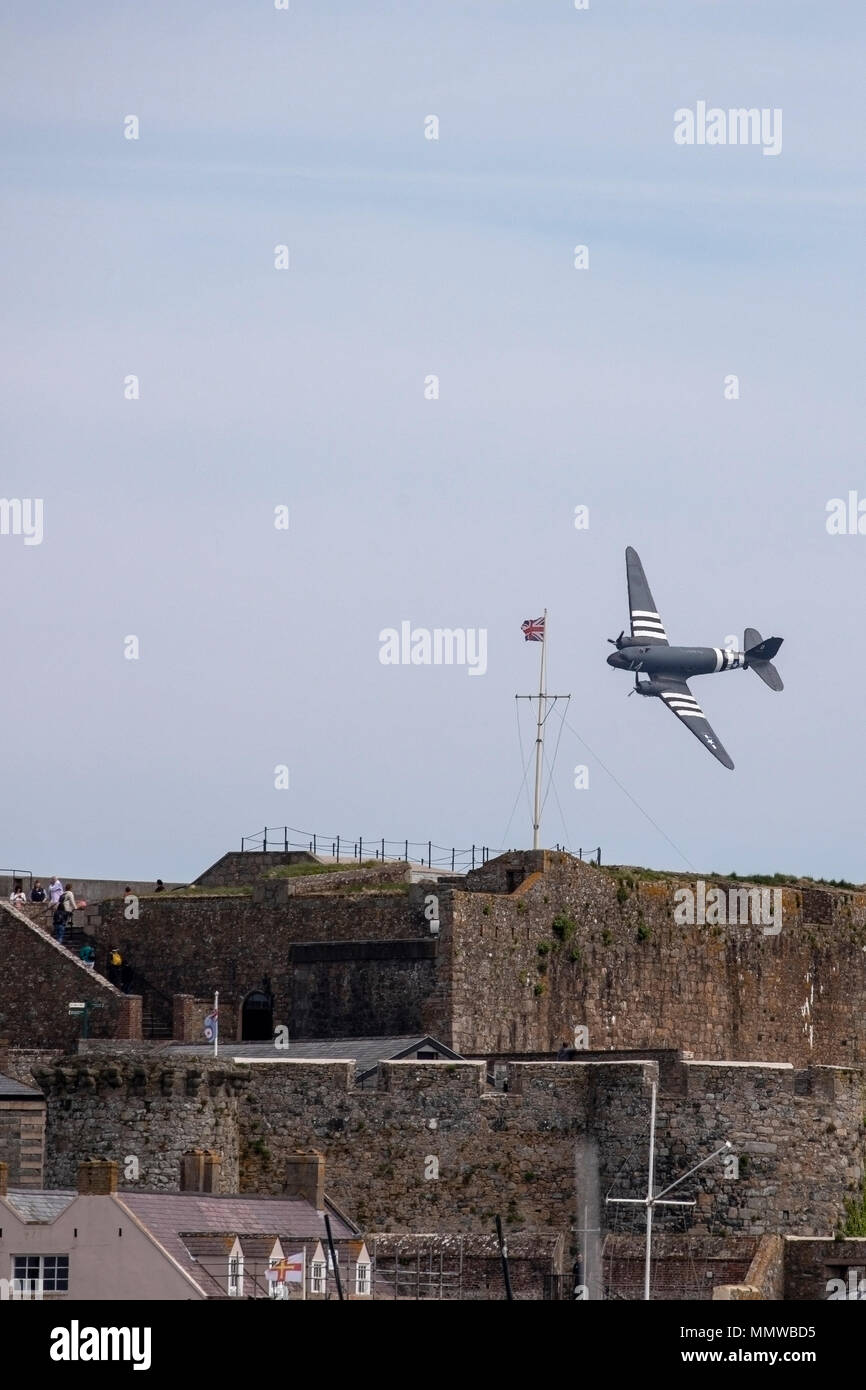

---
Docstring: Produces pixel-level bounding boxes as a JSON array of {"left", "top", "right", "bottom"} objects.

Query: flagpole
[
  {"left": 643, "top": 1079, "right": 657, "bottom": 1302},
  {"left": 532, "top": 608, "right": 547, "bottom": 850},
  {"left": 213, "top": 990, "right": 219, "bottom": 1059}
]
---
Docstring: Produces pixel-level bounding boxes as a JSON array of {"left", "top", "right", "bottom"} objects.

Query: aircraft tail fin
[{"left": 744, "top": 629, "right": 784, "bottom": 691}]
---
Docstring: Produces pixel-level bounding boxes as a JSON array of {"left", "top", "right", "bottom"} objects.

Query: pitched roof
[
  {"left": 180, "top": 1233, "right": 238, "bottom": 1259},
  {"left": 0, "top": 1072, "right": 44, "bottom": 1099},
  {"left": 116, "top": 1192, "right": 357, "bottom": 1294},
  {"left": 3, "top": 1190, "right": 76, "bottom": 1222},
  {"left": 237, "top": 1235, "right": 282, "bottom": 1261}
]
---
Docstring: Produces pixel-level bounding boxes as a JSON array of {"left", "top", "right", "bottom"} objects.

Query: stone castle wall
[
  {"left": 32, "top": 1055, "right": 866, "bottom": 1240},
  {"left": 194, "top": 850, "right": 318, "bottom": 887},
  {"left": 12, "top": 851, "right": 866, "bottom": 1061},
  {"left": 87, "top": 884, "right": 427, "bottom": 1039},
  {"left": 37, "top": 1058, "right": 245, "bottom": 1191},
  {"left": 444, "top": 858, "right": 866, "bottom": 1062},
  {"left": 0, "top": 903, "right": 140, "bottom": 1048}
]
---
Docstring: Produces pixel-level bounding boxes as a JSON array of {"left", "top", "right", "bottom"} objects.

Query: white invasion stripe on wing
[
  {"left": 631, "top": 610, "right": 661, "bottom": 619},
  {"left": 661, "top": 692, "right": 707, "bottom": 718}
]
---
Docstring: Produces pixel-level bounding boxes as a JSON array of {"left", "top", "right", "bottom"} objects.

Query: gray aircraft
[{"left": 607, "top": 547, "right": 783, "bottom": 769}]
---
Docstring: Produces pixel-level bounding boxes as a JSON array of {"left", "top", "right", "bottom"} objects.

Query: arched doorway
[{"left": 241, "top": 989, "right": 274, "bottom": 1041}]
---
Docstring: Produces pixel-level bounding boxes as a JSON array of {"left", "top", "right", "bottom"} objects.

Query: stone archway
[{"left": 241, "top": 989, "right": 273, "bottom": 1041}]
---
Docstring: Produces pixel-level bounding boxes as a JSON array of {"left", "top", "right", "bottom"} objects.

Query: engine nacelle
[{"left": 635, "top": 679, "right": 665, "bottom": 697}]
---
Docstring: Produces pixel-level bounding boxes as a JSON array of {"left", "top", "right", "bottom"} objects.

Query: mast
[
  {"left": 606, "top": 1080, "right": 732, "bottom": 1300},
  {"left": 531, "top": 609, "right": 548, "bottom": 850},
  {"left": 643, "top": 1078, "right": 657, "bottom": 1302},
  {"left": 516, "top": 610, "right": 569, "bottom": 851}
]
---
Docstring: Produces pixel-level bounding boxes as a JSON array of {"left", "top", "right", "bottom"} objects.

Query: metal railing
[
  {"left": 1, "top": 868, "right": 33, "bottom": 891},
  {"left": 240, "top": 826, "right": 491, "bottom": 873},
  {"left": 553, "top": 845, "right": 602, "bottom": 866}
]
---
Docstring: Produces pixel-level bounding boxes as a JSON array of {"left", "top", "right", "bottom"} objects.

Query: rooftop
[
  {"left": 3, "top": 1190, "right": 75, "bottom": 1222},
  {"left": 117, "top": 1191, "right": 358, "bottom": 1292},
  {"left": 0, "top": 1071, "right": 44, "bottom": 1100},
  {"left": 166, "top": 1035, "right": 462, "bottom": 1078}
]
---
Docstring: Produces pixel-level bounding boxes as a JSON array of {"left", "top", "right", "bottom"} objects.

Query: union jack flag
[{"left": 521, "top": 617, "right": 545, "bottom": 642}]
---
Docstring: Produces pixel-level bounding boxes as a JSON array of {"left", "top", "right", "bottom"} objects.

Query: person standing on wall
[
  {"left": 108, "top": 947, "right": 123, "bottom": 987},
  {"left": 52, "top": 896, "right": 67, "bottom": 943},
  {"left": 61, "top": 883, "right": 78, "bottom": 937}
]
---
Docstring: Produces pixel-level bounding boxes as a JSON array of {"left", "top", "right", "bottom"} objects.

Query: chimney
[
  {"left": 77, "top": 1159, "right": 118, "bottom": 1195},
  {"left": 0, "top": 1161, "right": 8, "bottom": 1196},
  {"left": 285, "top": 1152, "right": 325, "bottom": 1210}
]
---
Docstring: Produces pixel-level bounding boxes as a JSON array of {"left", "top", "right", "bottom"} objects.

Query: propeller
[
  {"left": 607, "top": 630, "right": 625, "bottom": 648},
  {"left": 627, "top": 674, "right": 639, "bottom": 697}
]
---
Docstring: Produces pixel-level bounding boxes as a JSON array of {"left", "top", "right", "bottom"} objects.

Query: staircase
[
  {"left": 141, "top": 1009, "right": 172, "bottom": 1040},
  {"left": 20, "top": 902, "right": 87, "bottom": 951},
  {"left": 126, "top": 969, "right": 173, "bottom": 1040},
  {"left": 62, "top": 920, "right": 87, "bottom": 951}
]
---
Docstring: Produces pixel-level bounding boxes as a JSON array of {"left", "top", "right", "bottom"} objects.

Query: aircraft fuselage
[{"left": 606, "top": 644, "right": 745, "bottom": 677}]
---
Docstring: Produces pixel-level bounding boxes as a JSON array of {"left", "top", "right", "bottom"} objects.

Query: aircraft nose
[{"left": 607, "top": 651, "right": 620, "bottom": 667}]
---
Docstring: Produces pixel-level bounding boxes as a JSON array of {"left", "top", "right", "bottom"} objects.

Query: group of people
[
  {"left": 9, "top": 876, "right": 85, "bottom": 943},
  {"left": 9, "top": 877, "right": 52, "bottom": 905},
  {"left": 9, "top": 874, "right": 146, "bottom": 991}
]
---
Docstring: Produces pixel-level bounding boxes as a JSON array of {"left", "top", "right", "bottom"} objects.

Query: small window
[
  {"left": 415, "top": 1050, "right": 437, "bottom": 1062},
  {"left": 311, "top": 1260, "right": 325, "bottom": 1294},
  {"left": 13, "top": 1254, "right": 68, "bottom": 1294},
  {"left": 355, "top": 1262, "right": 370, "bottom": 1296},
  {"left": 228, "top": 1254, "right": 244, "bottom": 1297}
]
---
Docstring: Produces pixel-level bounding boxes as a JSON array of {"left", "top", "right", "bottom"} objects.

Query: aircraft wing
[
  {"left": 655, "top": 678, "right": 735, "bottom": 770},
  {"left": 626, "top": 547, "right": 669, "bottom": 646}
]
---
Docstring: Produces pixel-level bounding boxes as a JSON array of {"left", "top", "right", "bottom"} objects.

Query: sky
[{"left": 1, "top": 1, "right": 864, "bottom": 883}]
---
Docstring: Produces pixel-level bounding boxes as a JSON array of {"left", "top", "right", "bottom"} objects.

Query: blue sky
[{"left": 1, "top": 1, "right": 864, "bottom": 881}]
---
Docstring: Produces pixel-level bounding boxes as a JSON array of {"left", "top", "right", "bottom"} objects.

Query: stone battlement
[{"left": 30, "top": 1053, "right": 866, "bottom": 1240}]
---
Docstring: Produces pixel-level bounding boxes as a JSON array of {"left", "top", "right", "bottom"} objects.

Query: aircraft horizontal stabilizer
[{"left": 744, "top": 629, "right": 784, "bottom": 691}]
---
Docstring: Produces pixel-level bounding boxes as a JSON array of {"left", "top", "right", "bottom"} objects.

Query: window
[
  {"left": 311, "top": 1260, "right": 325, "bottom": 1295},
  {"left": 228, "top": 1254, "right": 244, "bottom": 1297},
  {"left": 355, "top": 1262, "right": 370, "bottom": 1296},
  {"left": 13, "top": 1255, "right": 68, "bottom": 1293}
]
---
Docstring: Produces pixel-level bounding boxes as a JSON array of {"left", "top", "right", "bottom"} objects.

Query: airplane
[{"left": 606, "top": 547, "right": 783, "bottom": 770}]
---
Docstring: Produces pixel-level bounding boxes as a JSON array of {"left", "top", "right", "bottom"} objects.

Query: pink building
[{"left": 0, "top": 1158, "right": 369, "bottom": 1301}]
